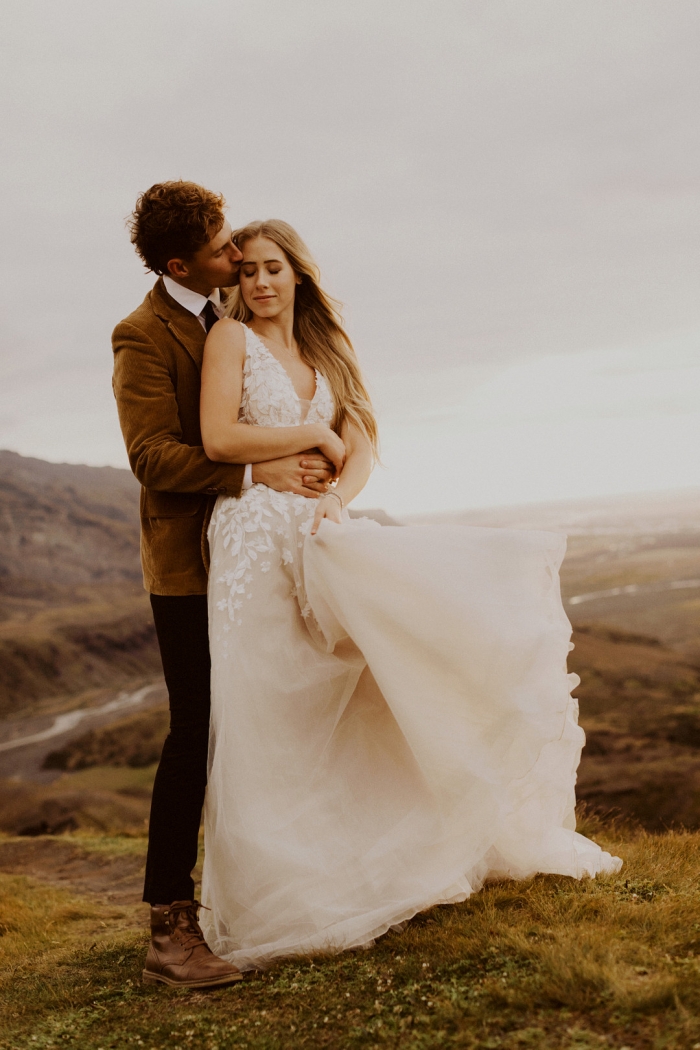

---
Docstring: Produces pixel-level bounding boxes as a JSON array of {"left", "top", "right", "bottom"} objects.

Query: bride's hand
[
  {"left": 311, "top": 426, "right": 346, "bottom": 476},
  {"left": 310, "top": 492, "right": 343, "bottom": 536}
]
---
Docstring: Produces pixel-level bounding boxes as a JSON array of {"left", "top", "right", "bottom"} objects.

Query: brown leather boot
[{"left": 142, "top": 900, "right": 243, "bottom": 988}]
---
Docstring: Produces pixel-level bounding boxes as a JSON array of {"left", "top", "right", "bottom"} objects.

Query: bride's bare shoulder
[{"left": 204, "top": 317, "right": 246, "bottom": 359}]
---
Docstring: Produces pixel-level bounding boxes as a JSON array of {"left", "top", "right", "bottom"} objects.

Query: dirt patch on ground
[{"left": 0, "top": 836, "right": 146, "bottom": 904}]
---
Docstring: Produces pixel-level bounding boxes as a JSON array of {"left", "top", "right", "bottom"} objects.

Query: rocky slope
[{"left": 0, "top": 449, "right": 141, "bottom": 598}]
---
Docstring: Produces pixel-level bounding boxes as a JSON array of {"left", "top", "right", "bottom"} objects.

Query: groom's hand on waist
[{"left": 251, "top": 451, "right": 334, "bottom": 498}]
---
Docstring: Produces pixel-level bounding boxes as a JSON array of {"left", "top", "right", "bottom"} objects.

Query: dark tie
[{"left": 200, "top": 300, "right": 219, "bottom": 333}]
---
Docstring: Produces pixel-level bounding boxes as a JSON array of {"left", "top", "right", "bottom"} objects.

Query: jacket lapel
[{"left": 151, "top": 277, "right": 207, "bottom": 370}]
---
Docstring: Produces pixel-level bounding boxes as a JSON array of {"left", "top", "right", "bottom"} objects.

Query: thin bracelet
[{"left": 322, "top": 489, "right": 344, "bottom": 510}]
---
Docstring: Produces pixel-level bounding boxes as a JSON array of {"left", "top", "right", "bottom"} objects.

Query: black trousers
[{"left": 143, "top": 594, "right": 211, "bottom": 905}]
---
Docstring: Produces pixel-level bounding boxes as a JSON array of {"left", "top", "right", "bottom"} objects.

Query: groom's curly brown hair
[{"left": 128, "top": 181, "right": 226, "bottom": 275}]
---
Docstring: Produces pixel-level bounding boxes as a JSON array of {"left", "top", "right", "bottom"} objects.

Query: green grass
[
  {"left": 3, "top": 821, "right": 700, "bottom": 1047},
  {"left": 55, "top": 765, "right": 158, "bottom": 795}
]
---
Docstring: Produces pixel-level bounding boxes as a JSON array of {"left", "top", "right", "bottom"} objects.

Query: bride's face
[{"left": 238, "top": 236, "right": 300, "bottom": 320}]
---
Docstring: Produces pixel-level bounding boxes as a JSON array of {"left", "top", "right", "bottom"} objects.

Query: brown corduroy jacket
[{"left": 112, "top": 278, "right": 244, "bottom": 595}]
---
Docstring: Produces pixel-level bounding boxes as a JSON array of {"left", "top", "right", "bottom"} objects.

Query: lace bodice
[
  {"left": 239, "top": 324, "right": 334, "bottom": 428},
  {"left": 208, "top": 322, "right": 337, "bottom": 634}
]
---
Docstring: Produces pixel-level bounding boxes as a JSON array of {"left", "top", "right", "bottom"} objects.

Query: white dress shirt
[
  {"left": 163, "top": 276, "right": 223, "bottom": 329},
  {"left": 163, "top": 276, "right": 252, "bottom": 489}
]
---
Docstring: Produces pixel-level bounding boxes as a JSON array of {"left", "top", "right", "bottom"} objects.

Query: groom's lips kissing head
[{"left": 167, "top": 219, "right": 243, "bottom": 296}]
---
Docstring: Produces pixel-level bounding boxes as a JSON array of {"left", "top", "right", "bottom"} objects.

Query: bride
[{"left": 198, "top": 220, "right": 621, "bottom": 971}]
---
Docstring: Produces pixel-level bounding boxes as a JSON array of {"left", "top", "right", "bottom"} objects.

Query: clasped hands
[{"left": 251, "top": 450, "right": 334, "bottom": 497}]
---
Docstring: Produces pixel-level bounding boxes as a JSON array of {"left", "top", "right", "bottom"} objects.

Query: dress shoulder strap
[{"left": 241, "top": 323, "right": 265, "bottom": 359}]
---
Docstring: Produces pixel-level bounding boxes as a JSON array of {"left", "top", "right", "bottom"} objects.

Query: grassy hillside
[
  {"left": 571, "top": 624, "right": 700, "bottom": 830},
  {"left": 2, "top": 821, "right": 700, "bottom": 1049}
]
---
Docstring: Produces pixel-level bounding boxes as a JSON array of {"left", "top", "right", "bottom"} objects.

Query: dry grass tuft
[{"left": 0, "top": 874, "right": 99, "bottom": 966}]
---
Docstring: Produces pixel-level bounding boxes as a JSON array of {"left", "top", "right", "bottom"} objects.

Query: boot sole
[{"left": 142, "top": 969, "right": 244, "bottom": 988}]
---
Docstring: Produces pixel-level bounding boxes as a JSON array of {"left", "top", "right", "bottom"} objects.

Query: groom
[{"left": 112, "top": 181, "right": 333, "bottom": 987}]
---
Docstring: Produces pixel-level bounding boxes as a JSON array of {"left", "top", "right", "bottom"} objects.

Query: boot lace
[{"left": 168, "top": 900, "right": 211, "bottom": 952}]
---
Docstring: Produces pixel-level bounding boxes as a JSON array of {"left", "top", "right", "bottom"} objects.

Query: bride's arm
[
  {"left": 310, "top": 419, "right": 373, "bottom": 535},
  {"left": 200, "top": 319, "right": 345, "bottom": 471}
]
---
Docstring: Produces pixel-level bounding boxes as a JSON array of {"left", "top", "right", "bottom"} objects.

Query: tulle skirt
[{"left": 201, "top": 489, "right": 621, "bottom": 970}]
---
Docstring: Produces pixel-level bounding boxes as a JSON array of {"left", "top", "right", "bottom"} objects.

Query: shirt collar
[{"left": 163, "top": 276, "right": 221, "bottom": 317}]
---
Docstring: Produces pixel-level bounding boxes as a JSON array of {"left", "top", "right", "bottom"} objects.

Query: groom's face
[{"left": 167, "top": 220, "right": 243, "bottom": 295}]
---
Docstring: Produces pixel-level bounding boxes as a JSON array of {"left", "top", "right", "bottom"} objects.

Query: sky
[{"left": 1, "top": 0, "right": 699, "bottom": 515}]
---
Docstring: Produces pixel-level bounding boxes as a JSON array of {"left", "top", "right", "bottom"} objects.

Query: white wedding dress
[{"left": 201, "top": 324, "right": 621, "bottom": 971}]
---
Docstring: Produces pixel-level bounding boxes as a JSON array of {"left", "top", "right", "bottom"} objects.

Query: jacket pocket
[{"left": 142, "top": 489, "right": 204, "bottom": 519}]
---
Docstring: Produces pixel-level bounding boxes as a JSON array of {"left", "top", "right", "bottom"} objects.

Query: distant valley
[{"left": 2, "top": 450, "right": 700, "bottom": 835}]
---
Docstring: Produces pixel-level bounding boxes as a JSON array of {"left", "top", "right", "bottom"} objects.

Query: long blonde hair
[{"left": 225, "top": 219, "right": 379, "bottom": 457}]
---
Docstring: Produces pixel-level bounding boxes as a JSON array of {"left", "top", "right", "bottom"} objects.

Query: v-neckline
[{"left": 244, "top": 325, "right": 319, "bottom": 405}]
